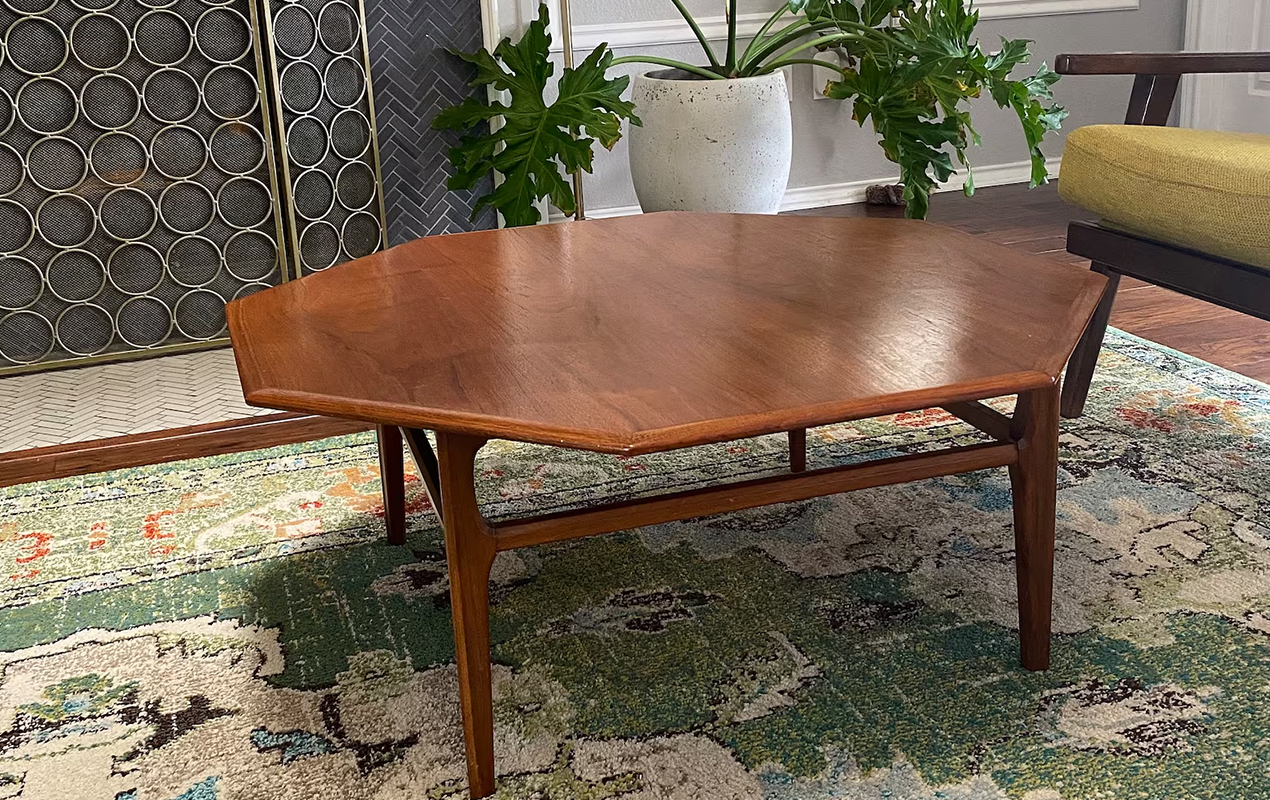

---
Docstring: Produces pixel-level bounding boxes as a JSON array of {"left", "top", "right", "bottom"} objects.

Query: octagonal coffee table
[{"left": 228, "top": 213, "right": 1107, "bottom": 798}]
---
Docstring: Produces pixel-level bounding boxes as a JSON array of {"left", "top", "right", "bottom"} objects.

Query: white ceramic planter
[{"left": 628, "top": 69, "right": 792, "bottom": 214}]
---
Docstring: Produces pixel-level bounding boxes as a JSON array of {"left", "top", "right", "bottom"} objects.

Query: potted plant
[{"left": 434, "top": 0, "right": 1066, "bottom": 225}]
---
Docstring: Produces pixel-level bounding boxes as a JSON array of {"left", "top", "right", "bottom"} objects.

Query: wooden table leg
[
  {"left": 377, "top": 425, "right": 406, "bottom": 545},
  {"left": 788, "top": 428, "right": 807, "bottom": 473},
  {"left": 1008, "top": 384, "right": 1060, "bottom": 671},
  {"left": 437, "top": 432, "right": 497, "bottom": 798}
]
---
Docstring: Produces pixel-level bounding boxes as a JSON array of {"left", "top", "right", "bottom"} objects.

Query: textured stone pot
[{"left": 628, "top": 69, "right": 792, "bottom": 214}]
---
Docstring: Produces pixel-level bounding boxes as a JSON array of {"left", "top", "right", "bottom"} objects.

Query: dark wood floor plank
[{"left": 806, "top": 184, "right": 1270, "bottom": 384}]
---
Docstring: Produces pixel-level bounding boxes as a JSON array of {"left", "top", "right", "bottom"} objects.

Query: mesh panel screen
[
  {"left": 81, "top": 75, "right": 141, "bottom": 129},
  {"left": 0, "top": 90, "right": 13, "bottom": 135},
  {"left": 286, "top": 115, "right": 327, "bottom": 167},
  {"left": 46, "top": 250, "right": 105, "bottom": 301},
  {"left": 151, "top": 125, "right": 208, "bottom": 179},
  {"left": 71, "top": 14, "right": 131, "bottom": 70},
  {"left": 210, "top": 121, "right": 264, "bottom": 174},
  {"left": 273, "top": 5, "right": 316, "bottom": 58},
  {"left": 143, "top": 68, "right": 200, "bottom": 123},
  {"left": 18, "top": 77, "right": 78, "bottom": 134},
  {"left": 100, "top": 187, "right": 158, "bottom": 240},
  {"left": 293, "top": 168, "right": 333, "bottom": 220},
  {"left": 173, "top": 288, "right": 225, "bottom": 339},
  {"left": 298, "top": 219, "right": 337, "bottom": 271},
  {"left": 0, "top": 143, "right": 22, "bottom": 195},
  {"left": 71, "top": 0, "right": 120, "bottom": 12},
  {"left": 317, "top": 2, "right": 357, "bottom": 54},
  {"left": 55, "top": 302, "right": 113, "bottom": 355},
  {"left": 4, "top": 0, "right": 56, "bottom": 14},
  {"left": 279, "top": 62, "right": 321, "bottom": 114},
  {"left": 108, "top": 242, "right": 165, "bottom": 295},
  {"left": 336, "top": 160, "right": 374, "bottom": 210},
  {"left": 330, "top": 108, "right": 369, "bottom": 159},
  {"left": 90, "top": 132, "right": 148, "bottom": 185},
  {"left": 28, "top": 137, "right": 87, "bottom": 191},
  {"left": 7, "top": 17, "right": 69, "bottom": 76},
  {"left": 0, "top": 201, "right": 34, "bottom": 253},
  {"left": 116, "top": 295, "right": 173, "bottom": 347},
  {"left": 224, "top": 229, "right": 276, "bottom": 281},
  {"left": 203, "top": 64, "right": 258, "bottom": 119},
  {"left": 0, "top": 256, "right": 42, "bottom": 309},
  {"left": 37, "top": 194, "right": 96, "bottom": 248},
  {"left": 0, "top": 311, "right": 53, "bottom": 363},
  {"left": 0, "top": 0, "right": 288, "bottom": 372},
  {"left": 135, "top": 10, "right": 193, "bottom": 67},
  {"left": 196, "top": 8, "right": 251, "bottom": 64},
  {"left": 161, "top": 181, "right": 216, "bottom": 233},
  {"left": 266, "top": 0, "right": 384, "bottom": 276},
  {"left": 167, "top": 235, "right": 221, "bottom": 287}
]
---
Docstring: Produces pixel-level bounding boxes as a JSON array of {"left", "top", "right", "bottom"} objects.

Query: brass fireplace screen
[{"left": 0, "top": 0, "right": 386, "bottom": 374}]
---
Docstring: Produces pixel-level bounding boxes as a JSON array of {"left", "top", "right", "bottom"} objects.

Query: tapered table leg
[
  {"left": 1008, "top": 384, "right": 1060, "bottom": 671},
  {"left": 377, "top": 425, "right": 406, "bottom": 545},
  {"left": 437, "top": 432, "right": 497, "bottom": 798},
  {"left": 789, "top": 428, "right": 807, "bottom": 473}
]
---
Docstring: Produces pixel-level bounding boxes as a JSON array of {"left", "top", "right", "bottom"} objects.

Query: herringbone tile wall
[{"left": 365, "top": 0, "right": 497, "bottom": 242}]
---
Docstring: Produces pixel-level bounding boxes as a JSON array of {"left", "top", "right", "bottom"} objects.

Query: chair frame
[{"left": 1056, "top": 51, "right": 1270, "bottom": 419}]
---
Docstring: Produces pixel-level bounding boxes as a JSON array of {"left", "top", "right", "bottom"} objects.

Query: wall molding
[
  {"left": 553, "top": 1, "right": 1138, "bottom": 53},
  {"left": 551, "top": 157, "right": 1062, "bottom": 221}
]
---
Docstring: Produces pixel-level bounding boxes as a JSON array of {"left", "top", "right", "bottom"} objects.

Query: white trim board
[
  {"left": 553, "top": 1, "right": 1138, "bottom": 52},
  {"left": 550, "top": 157, "right": 1062, "bottom": 222}
]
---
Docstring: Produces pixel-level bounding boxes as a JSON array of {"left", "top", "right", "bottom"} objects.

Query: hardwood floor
[{"left": 796, "top": 183, "right": 1270, "bottom": 384}]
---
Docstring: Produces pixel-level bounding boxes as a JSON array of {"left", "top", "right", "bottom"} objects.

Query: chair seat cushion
[{"left": 1059, "top": 125, "right": 1270, "bottom": 269}]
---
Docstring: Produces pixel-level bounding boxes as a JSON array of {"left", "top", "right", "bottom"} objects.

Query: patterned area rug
[{"left": 1, "top": 330, "right": 1268, "bottom": 800}]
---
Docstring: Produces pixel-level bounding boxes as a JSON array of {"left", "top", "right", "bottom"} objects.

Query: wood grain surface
[{"left": 229, "top": 213, "right": 1106, "bottom": 453}]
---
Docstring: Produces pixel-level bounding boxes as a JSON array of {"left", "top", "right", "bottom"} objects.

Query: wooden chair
[{"left": 1054, "top": 52, "right": 1270, "bottom": 418}]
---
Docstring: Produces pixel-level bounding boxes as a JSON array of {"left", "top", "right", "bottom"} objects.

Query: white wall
[{"left": 490, "top": 0, "right": 1186, "bottom": 216}]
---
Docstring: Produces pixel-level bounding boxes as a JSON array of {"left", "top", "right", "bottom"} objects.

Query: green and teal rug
[{"left": 2, "top": 330, "right": 1268, "bottom": 799}]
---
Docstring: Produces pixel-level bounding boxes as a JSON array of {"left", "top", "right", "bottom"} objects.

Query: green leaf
[
  {"left": 431, "top": 4, "right": 639, "bottom": 227},
  {"left": 801, "top": 0, "right": 861, "bottom": 25},
  {"left": 817, "top": 1, "right": 1065, "bottom": 218},
  {"left": 984, "top": 37, "right": 1031, "bottom": 74},
  {"left": 861, "top": 0, "right": 909, "bottom": 26}
]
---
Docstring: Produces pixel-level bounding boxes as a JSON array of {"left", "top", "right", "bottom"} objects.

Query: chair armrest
[{"left": 1057, "top": 52, "right": 1270, "bottom": 75}]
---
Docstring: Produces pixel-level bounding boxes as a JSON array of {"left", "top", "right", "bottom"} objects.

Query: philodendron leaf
[
  {"left": 432, "top": 4, "right": 639, "bottom": 227},
  {"left": 819, "top": 3, "right": 1065, "bottom": 219},
  {"left": 798, "top": 0, "right": 861, "bottom": 25}
]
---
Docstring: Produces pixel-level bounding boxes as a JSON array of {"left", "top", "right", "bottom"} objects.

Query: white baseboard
[
  {"left": 558, "top": 2, "right": 1138, "bottom": 52},
  {"left": 560, "top": 157, "right": 1062, "bottom": 222}
]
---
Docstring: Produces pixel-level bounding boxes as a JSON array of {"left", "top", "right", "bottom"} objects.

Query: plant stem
[
  {"left": 610, "top": 55, "right": 725, "bottom": 80},
  {"left": 758, "top": 57, "right": 852, "bottom": 79},
  {"left": 668, "top": 0, "right": 720, "bottom": 68},
  {"left": 768, "top": 32, "right": 868, "bottom": 67},
  {"left": 724, "top": 0, "right": 739, "bottom": 75},
  {"left": 740, "top": 16, "right": 810, "bottom": 72},
  {"left": 743, "top": 20, "right": 857, "bottom": 71}
]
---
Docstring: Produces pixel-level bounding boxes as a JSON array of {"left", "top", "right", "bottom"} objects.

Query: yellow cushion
[{"left": 1059, "top": 125, "right": 1270, "bottom": 269}]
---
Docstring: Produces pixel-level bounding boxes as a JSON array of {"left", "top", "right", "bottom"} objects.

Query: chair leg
[
  {"left": 377, "top": 424, "right": 407, "bottom": 545},
  {"left": 1061, "top": 264, "right": 1121, "bottom": 420}
]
